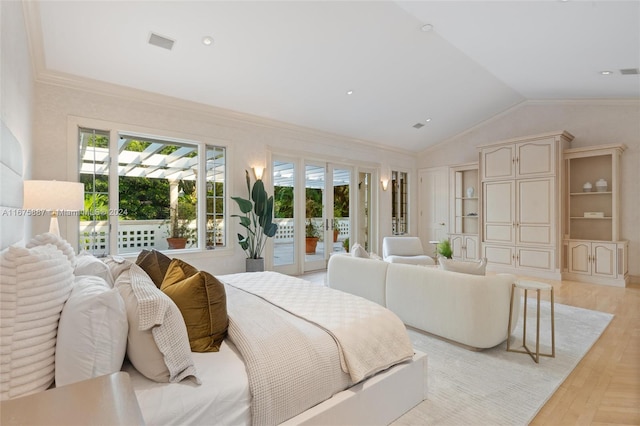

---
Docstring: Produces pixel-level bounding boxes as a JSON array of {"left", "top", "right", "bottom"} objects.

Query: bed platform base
[{"left": 282, "top": 351, "right": 427, "bottom": 426}]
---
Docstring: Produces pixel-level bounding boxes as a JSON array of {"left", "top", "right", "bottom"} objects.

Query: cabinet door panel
[
  {"left": 519, "top": 226, "right": 551, "bottom": 245},
  {"left": 464, "top": 236, "right": 479, "bottom": 261},
  {"left": 483, "top": 181, "right": 514, "bottom": 244},
  {"left": 517, "top": 139, "right": 555, "bottom": 177},
  {"left": 518, "top": 178, "right": 553, "bottom": 245},
  {"left": 593, "top": 243, "right": 616, "bottom": 277},
  {"left": 482, "top": 146, "right": 514, "bottom": 180},
  {"left": 483, "top": 245, "right": 514, "bottom": 267},
  {"left": 450, "top": 235, "right": 464, "bottom": 260},
  {"left": 517, "top": 247, "right": 553, "bottom": 271},
  {"left": 568, "top": 242, "right": 591, "bottom": 275}
]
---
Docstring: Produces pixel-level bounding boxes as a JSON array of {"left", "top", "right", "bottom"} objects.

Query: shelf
[
  {"left": 570, "top": 216, "right": 612, "bottom": 220},
  {"left": 569, "top": 191, "right": 612, "bottom": 196}
]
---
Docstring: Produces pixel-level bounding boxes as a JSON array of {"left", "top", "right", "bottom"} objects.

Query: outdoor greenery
[{"left": 273, "top": 185, "right": 349, "bottom": 219}]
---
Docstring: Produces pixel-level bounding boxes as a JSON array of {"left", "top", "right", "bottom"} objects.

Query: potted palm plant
[{"left": 232, "top": 170, "right": 278, "bottom": 272}]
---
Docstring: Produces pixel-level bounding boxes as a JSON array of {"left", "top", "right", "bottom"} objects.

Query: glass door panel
[
  {"left": 332, "top": 167, "right": 351, "bottom": 254},
  {"left": 272, "top": 160, "right": 295, "bottom": 269},
  {"left": 304, "top": 163, "right": 326, "bottom": 271}
]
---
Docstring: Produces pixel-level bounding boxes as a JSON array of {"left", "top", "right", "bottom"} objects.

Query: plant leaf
[
  {"left": 231, "top": 196, "right": 253, "bottom": 214},
  {"left": 252, "top": 179, "right": 267, "bottom": 217}
]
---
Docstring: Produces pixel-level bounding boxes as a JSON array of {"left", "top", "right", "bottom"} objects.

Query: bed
[{"left": 0, "top": 238, "right": 427, "bottom": 425}]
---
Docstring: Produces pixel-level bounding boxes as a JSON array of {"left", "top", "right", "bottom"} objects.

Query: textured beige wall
[{"left": 418, "top": 100, "right": 640, "bottom": 280}]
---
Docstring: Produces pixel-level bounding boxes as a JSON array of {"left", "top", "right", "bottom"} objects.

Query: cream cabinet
[
  {"left": 451, "top": 235, "right": 479, "bottom": 261},
  {"left": 481, "top": 137, "right": 557, "bottom": 181},
  {"left": 566, "top": 240, "right": 628, "bottom": 286},
  {"left": 563, "top": 144, "right": 628, "bottom": 287},
  {"left": 479, "top": 131, "right": 573, "bottom": 276},
  {"left": 448, "top": 163, "right": 479, "bottom": 261}
]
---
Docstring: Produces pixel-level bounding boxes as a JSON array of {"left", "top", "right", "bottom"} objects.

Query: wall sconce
[
  {"left": 23, "top": 180, "right": 84, "bottom": 237},
  {"left": 252, "top": 166, "right": 265, "bottom": 181},
  {"left": 381, "top": 179, "right": 389, "bottom": 191}
]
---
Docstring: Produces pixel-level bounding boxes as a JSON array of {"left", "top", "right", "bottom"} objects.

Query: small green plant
[
  {"left": 437, "top": 239, "right": 453, "bottom": 259},
  {"left": 343, "top": 237, "right": 350, "bottom": 252},
  {"left": 305, "top": 220, "right": 320, "bottom": 238}
]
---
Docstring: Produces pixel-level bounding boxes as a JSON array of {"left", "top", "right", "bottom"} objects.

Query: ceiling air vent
[
  {"left": 413, "top": 123, "right": 425, "bottom": 129},
  {"left": 620, "top": 68, "right": 639, "bottom": 75},
  {"left": 148, "top": 33, "right": 175, "bottom": 51}
]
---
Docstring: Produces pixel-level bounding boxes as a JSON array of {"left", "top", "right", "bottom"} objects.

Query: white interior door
[{"left": 419, "top": 167, "right": 449, "bottom": 258}]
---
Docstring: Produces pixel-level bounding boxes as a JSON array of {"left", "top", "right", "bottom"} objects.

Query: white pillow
[
  {"left": 26, "top": 233, "right": 76, "bottom": 267},
  {"left": 0, "top": 244, "right": 74, "bottom": 400},
  {"left": 55, "top": 275, "right": 128, "bottom": 387},
  {"left": 74, "top": 252, "right": 114, "bottom": 287},
  {"left": 116, "top": 264, "right": 199, "bottom": 384},
  {"left": 438, "top": 257, "right": 487, "bottom": 276},
  {"left": 351, "top": 243, "right": 370, "bottom": 259}
]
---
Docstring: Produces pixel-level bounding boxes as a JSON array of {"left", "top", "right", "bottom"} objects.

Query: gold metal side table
[{"left": 507, "top": 280, "right": 555, "bottom": 363}]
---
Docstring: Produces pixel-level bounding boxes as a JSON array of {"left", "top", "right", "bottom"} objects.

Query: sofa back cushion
[
  {"left": 382, "top": 237, "right": 424, "bottom": 258},
  {"left": 327, "top": 254, "right": 388, "bottom": 306}
]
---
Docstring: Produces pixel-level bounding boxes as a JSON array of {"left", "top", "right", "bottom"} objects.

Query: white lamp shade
[{"left": 23, "top": 180, "right": 84, "bottom": 210}]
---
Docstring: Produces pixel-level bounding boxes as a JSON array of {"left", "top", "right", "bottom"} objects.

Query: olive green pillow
[
  {"left": 135, "top": 249, "right": 172, "bottom": 288},
  {"left": 160, "top": 259, "right": 228, "bottom": 352}
]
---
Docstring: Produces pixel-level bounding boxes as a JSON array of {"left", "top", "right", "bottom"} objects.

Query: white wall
[
  {"left": 418, "top": 100, "right": 640, "bottom": 280},
  {"left": 1, "top": 1, "right": 34, "bottom": 246},
  {"left": 32, "top": 80, "right": 416, "bottom": 274}
]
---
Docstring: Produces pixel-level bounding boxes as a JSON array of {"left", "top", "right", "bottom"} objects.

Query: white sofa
[{"left": 327, "top": 255, "right": 521, "bottom": 349}]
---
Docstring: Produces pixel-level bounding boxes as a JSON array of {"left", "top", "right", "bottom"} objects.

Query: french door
[
  {"left": 272, "top": 158, "right": 353, "bottom": 274},
  {"left": 304, "top": 163, "right": 353, "bottom": 272}
]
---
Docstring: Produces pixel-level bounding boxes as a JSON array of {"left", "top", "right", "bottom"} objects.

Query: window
[
  {"left": 391, "top": 170, "right": 407, "bottom": 235},
  {"left": 78, "top": 127, "right": 226, "bottom": 256}
]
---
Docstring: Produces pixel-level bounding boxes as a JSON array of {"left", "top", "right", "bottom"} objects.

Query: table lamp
[{"left": 23, "top": 180, "right": 84, "bottom": 237}]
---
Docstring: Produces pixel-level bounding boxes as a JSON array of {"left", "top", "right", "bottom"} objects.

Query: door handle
[{"left": 439, "top": 222, "right": 445, "bottom": 226}]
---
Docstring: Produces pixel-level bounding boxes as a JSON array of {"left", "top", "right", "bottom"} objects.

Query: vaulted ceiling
[{"left": 27, "top": 1, "right": 640, "bottom": 153}]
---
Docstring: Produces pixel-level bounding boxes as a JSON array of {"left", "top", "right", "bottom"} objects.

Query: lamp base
[{"left": 49, "top": 213, "right": 60, "bottom": 237}]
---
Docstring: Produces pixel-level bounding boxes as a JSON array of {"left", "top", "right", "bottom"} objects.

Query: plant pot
[
  {"left": 333, "top": 228, "right": 339, "bottom": 243},
  {"left": 305, "top": 237, "right": 319, "bottom": 254},
  {"left": 246, "top": 258, "right": 265, "bottom": 272},
  {"left": 167, "top": 237, "right": 187, "bottom": 249}
]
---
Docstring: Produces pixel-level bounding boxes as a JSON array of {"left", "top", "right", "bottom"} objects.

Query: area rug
[{"left": 392, "top": 299, "right": 613, "bottom": 426}]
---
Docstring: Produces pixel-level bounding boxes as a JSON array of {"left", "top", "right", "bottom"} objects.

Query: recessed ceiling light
[
  {"left": 600, "top": 70, "right": 613, "bottom": 75},
  {"left": 421, "top": 24, "right": 434, "bottom": 32},
  {"left": 202, "top": 36, "right": 213, "bottom": 46},
  {"left": 346, "top": 90, "right": 354, "bottom": 95},
  {"left": 425, "top": 118, "right": 432, "bottom": 122}
]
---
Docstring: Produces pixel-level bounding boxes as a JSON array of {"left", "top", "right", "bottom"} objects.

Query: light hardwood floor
[{"left": 299, "top": 271, "right": 640, "bottom": 425}]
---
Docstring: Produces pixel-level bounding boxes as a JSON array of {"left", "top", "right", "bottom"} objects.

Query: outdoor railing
[{"left": 78, "top": 217, "right": 350, "bottom": 255}]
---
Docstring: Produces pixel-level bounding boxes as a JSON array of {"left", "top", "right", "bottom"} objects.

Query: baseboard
[{"left": 629, "top": 275, "right": 640, "bottom": 285}]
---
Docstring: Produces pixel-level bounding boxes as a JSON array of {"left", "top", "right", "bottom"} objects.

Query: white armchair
[{"left": 382, "top": 237, "right": 435, "bottom": 266}]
